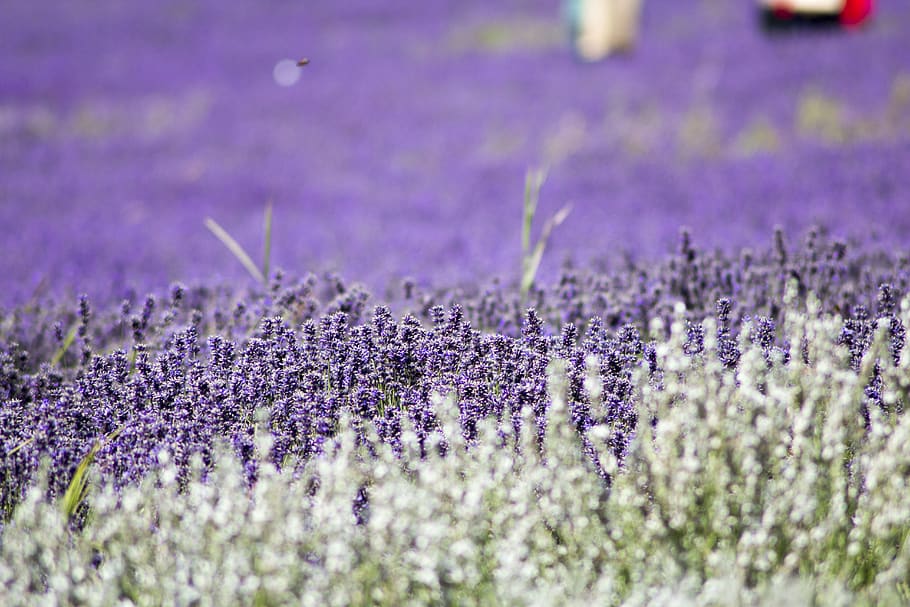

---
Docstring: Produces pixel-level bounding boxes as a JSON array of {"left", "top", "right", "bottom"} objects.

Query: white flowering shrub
[{"left": 2, "top": 296, "right": 910, "bottom": 606}]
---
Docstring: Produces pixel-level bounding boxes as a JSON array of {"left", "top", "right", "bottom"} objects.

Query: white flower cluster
[{"left": 2, "top": 294, "right": 910, "bottom": 606}]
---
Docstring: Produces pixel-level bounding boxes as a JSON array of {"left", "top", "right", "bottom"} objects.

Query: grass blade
[
  {"left": 262, "top": 202, "right": 273, "bottom": 285},
  {"left": 7, "top": 436, "right": 35, "bottom": 457},
  {"left": 519, "top": 168, "right": 570, "bottom": 298},
  {"left": 50, "top": 323, "right": 79, "bottom": 367},
  {"left": 60, "top": 424, "right": 127, "bottom": 522},
  {"left": 61, "top": 441, "right": 100, "bottom": 521},
  {"left": 521, "top": 203, "right": 572, "bottom": 296},
  {"left": 522, "top": 169, "right": 546, "bottom": 258},
  {"left": 204, "top": 217, "right": 267, "bottom": 286}
]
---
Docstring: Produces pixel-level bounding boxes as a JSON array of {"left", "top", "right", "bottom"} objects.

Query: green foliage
[
  {"left": 60, "top": 442, "right": 100, "bottom": 523},
  {"left": 732, "top": 116, "right": 781, "bottom": 157},
  {"left": 60, "top": 425, "right": 127, "bottom": 523},
  {"left": 796, "top": 88, "right": 847, "bottom": 144},
  {"left": 677, "top": 103, "right": 723, "bottom": 158},
  {"left": 446, "top": 18, "right": 562, "bottom": 54}
]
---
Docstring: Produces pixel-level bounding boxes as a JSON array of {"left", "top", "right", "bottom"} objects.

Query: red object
[
  {"left": 772, "top": 6, "right": 793, "bottom": 20},
  {"left": 841, "top": 0, "right": 873, "bottom": 26}
]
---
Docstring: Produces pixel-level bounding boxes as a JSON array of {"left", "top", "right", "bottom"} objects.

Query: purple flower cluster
[
  {"left": 0, "top": 299, "right": 651, "bottom": 519},
  {"left": 413, "top": 225, "right": 910, "bottom": 338},
  {"left": 2, "top": 227, "right": 907, "bottom": 521}
]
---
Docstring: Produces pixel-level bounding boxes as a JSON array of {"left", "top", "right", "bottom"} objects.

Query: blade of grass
[
  {"left": 61, "top": 440, "right": 101, "bottom": 521},
  {"left": 50, "top": 323, "right": 79, "bottom": 367},
  {"left": 205, "top": 217, "right": 267, "bottom": 286},
  {"left": 60, "top": 424, "right": 128, "bottom": 521},
  {"left": 262, "top": 202, "right": 273, "bottom": 285},
  {"left": 522, "top": 168, "right": 547, "bottom": 259},
  {"left": 7, "top": 436, "right": 35, "bottom": 457},
  {"left": 519, "top": 169, "right": 571, "bottom": 298},
  {"left": 521, "top": 203, "right": 572, "bottom": 296},
  {"left": 105, "top": 424, "right": 127, "bottom": 443}
]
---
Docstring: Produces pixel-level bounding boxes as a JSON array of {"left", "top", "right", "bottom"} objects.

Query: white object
[
  {"left": 569, "top": 0, "right": 643, "bottom": 61},
  {"left": 758, "top": 0, "right": 845, "bottom": 14},
  {"left": 273, "top": 59, "right": 301, "bottom": 87}
]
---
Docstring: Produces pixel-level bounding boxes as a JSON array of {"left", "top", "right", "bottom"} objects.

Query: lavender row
[
  {"left": 3, "top": 293, "right": 910, "bottom": 604},
  {"left": 0, "top": 302, "right": 645, "bottom": 520},
  {"left": 2, "top": 225, "right": 907, "bottom": 369},
  {"left": 2, "top": 228, "right": 908, "bottom": 522}
]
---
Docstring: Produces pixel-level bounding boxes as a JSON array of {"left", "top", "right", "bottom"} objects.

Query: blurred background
[{"left": 1, "top": 0, "right": 908, "bottom": 306}]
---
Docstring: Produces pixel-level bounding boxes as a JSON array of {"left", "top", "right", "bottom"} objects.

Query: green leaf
[
  {"left": 61, "top": 441, "right": 100, "bottom": 521},
  {"left": 60, "top": 424, "right": 127, "bottom": 522}
]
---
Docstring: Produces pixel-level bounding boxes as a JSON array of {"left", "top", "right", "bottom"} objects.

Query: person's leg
[
  {"left": 575, "top": 0, "right": 612, "bottom": 61},
  {"left": 569, "top": 0, "right": 641, "bottom": 61},
  {"left": 613, "top": 0, "right": 642, "bottom": 51}
]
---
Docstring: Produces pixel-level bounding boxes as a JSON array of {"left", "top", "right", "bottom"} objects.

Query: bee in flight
[{"left": 297, "top": 58, "right": 310, "bottom": 67}]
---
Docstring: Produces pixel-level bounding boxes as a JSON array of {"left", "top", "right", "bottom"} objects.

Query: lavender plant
[
  {"left": 2, "top": 0, "right": 910, "bottom": 603},
  {"left": 1, "top": 228, "right": 907, "bottom": 518},
  {"left": 2, "top": 294, "right": 910, "bottom": 604}
]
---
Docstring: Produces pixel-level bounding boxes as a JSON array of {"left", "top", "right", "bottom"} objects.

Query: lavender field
[{"left": 2, "top": 0, "right": 910, "bottom": 605}]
